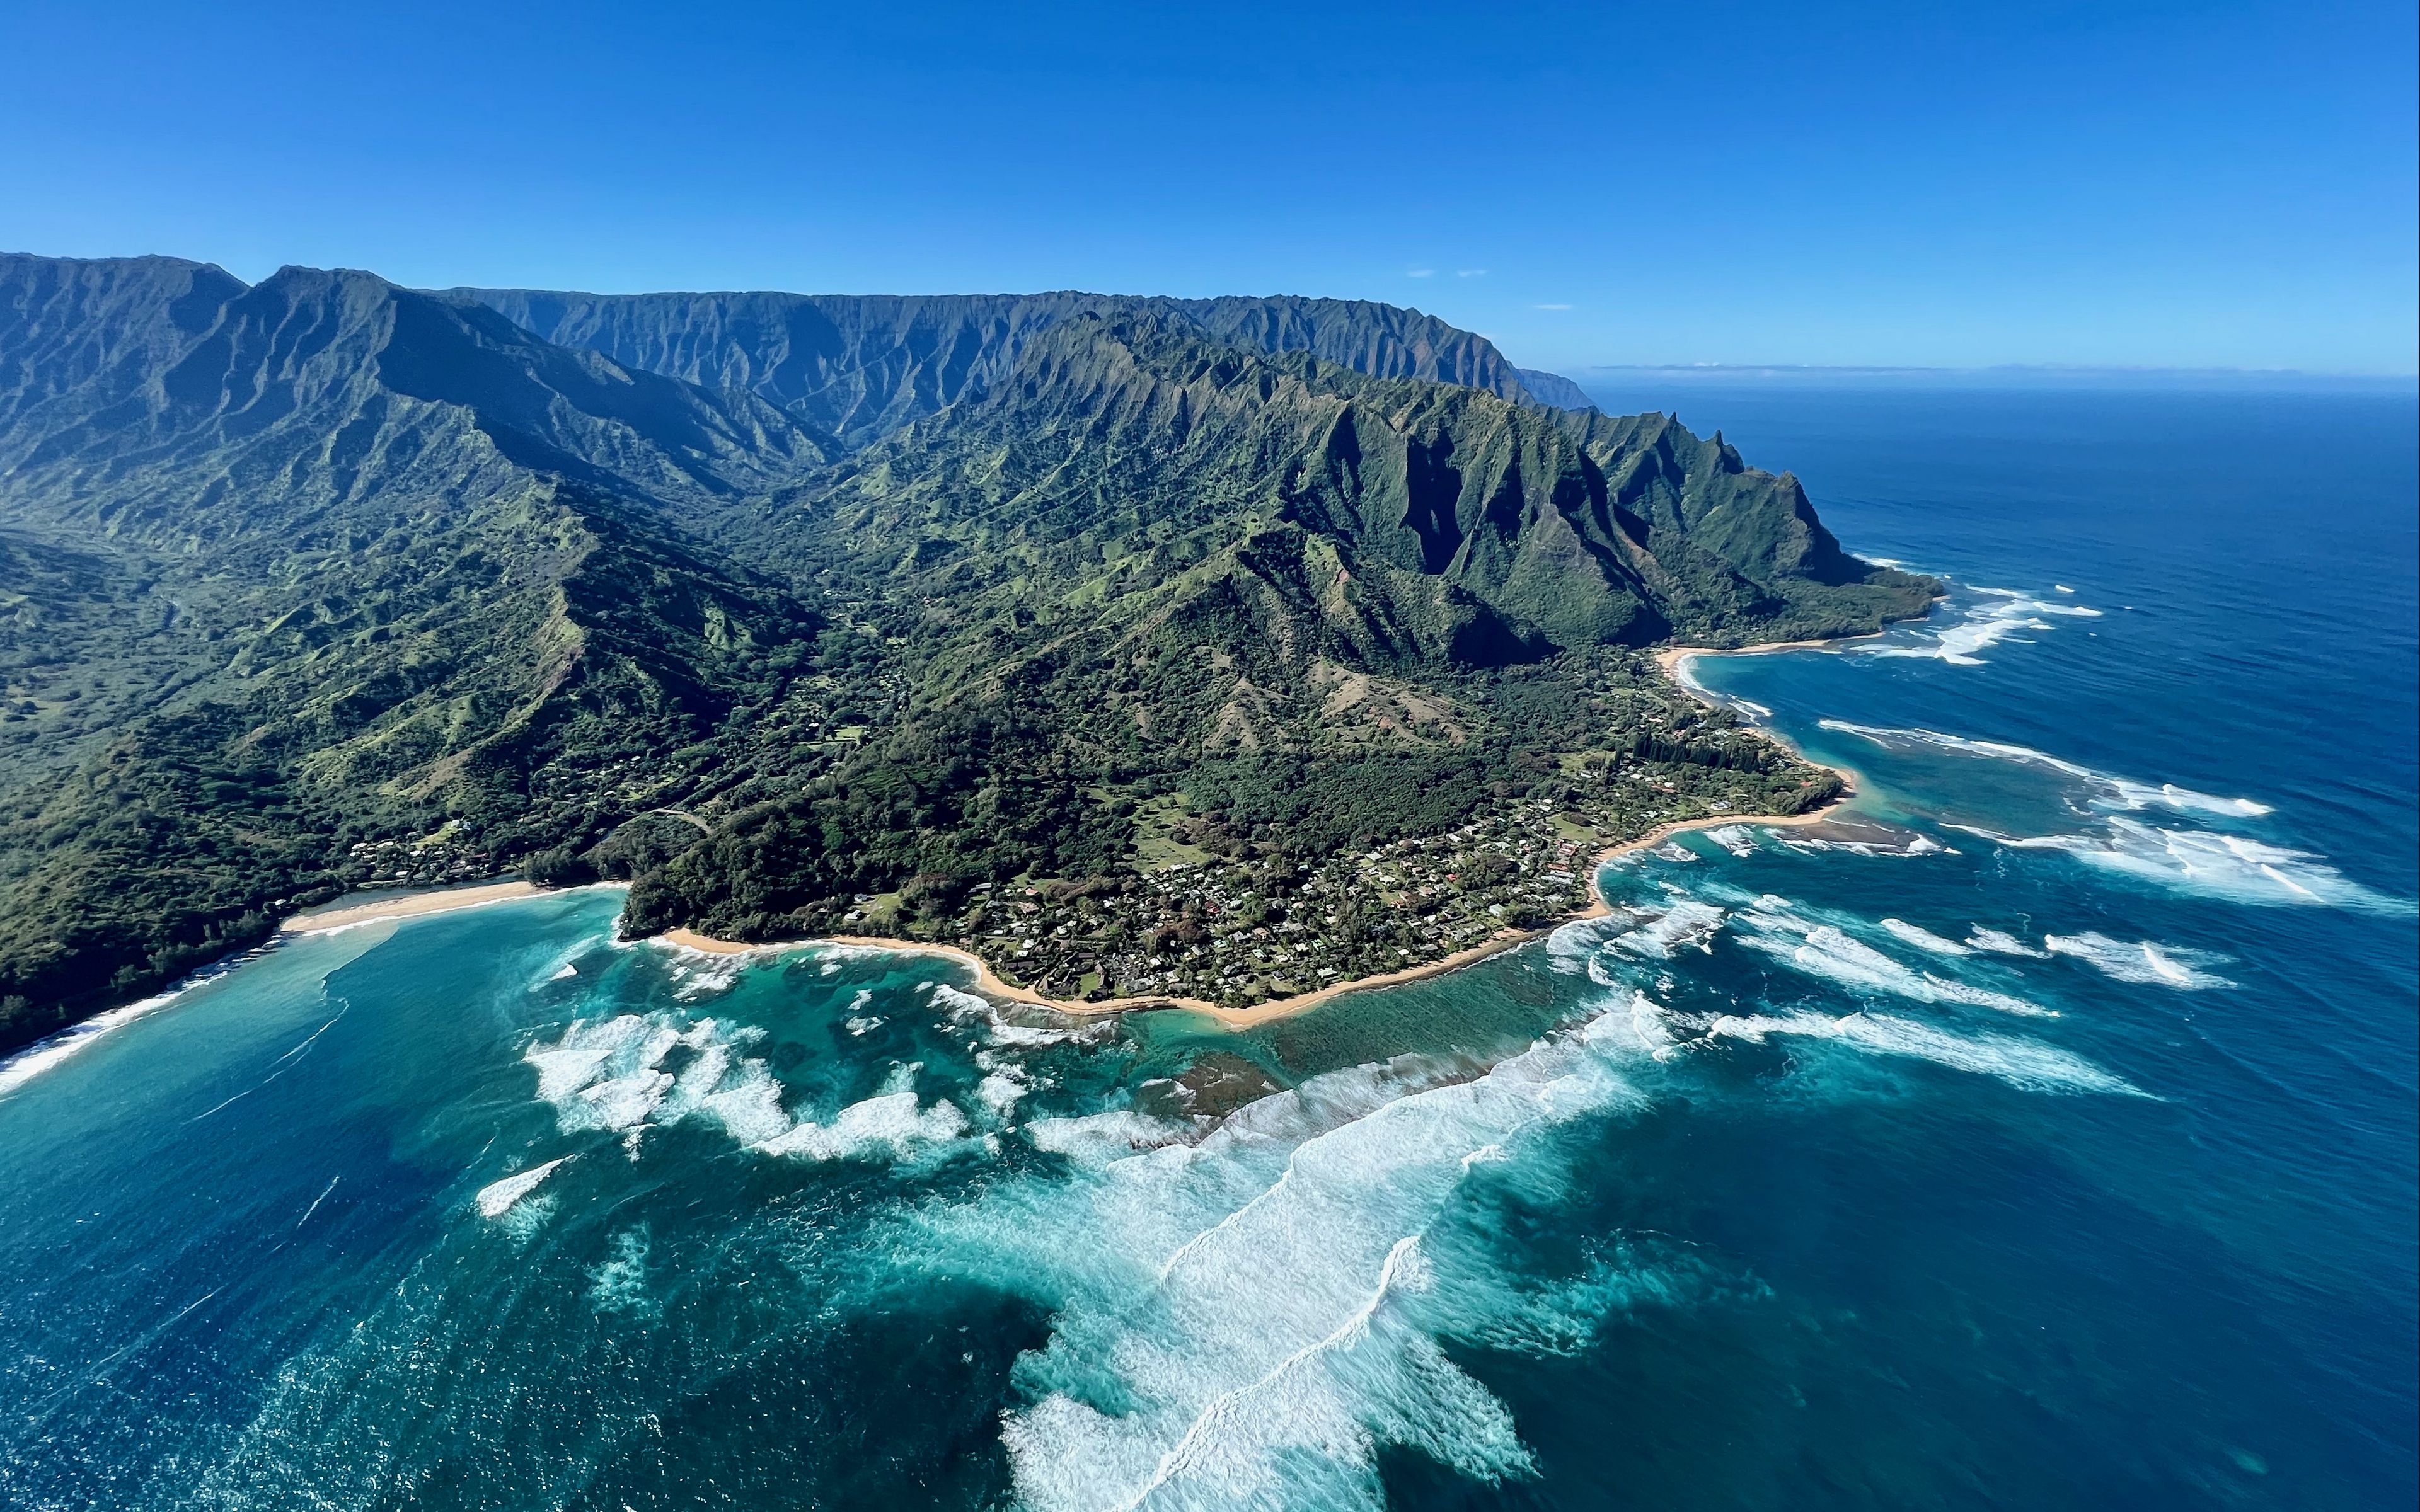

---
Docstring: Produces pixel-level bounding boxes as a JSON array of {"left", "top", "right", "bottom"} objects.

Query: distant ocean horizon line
[{"left": 1564, "top": 362, "right": 2418, "bottom": 392}]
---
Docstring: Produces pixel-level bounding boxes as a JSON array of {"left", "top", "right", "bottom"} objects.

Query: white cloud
[
  {"left": 1456, "top": 268, "right": 1488, "bottom": 278},
  {"left": 1533, "top": 302, "right": 1573, "bottom": 310},
  {"left": 1406, "top": 267, "right": 1436, "bottom": 278}
]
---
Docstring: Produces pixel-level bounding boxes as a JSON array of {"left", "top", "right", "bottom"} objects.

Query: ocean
[{"left": 1, "top": 382, "right": 2411, "bottom": 1511}]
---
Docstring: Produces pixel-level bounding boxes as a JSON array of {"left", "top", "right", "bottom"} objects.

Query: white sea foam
[
  {"left": 1959, "top": 818, "right": 2400, "bottom": 911},
  {"left": 976, "top": 1068, "right": 1031, "bottom": 1120},
  {"left": 1666, "top": 656, "right": 1774, "bottom": 719},
  {"left": 945, "top": 1018, "right": 1639, "bottom": 1511},
  {"left": 1735, "top": 915, "right": 2052, "bottom": 1017},
  {"left": 1605, "top": 900, "right": 1726, "bottom": 959},
  {"left": 1818, "top": 721, "right": 2273, "bottom": 818},
  {"left": 1805, "top": 721, "right": 2406, "bottom": 914},
  {"left": 475, "top": 1156, "right": 571, "bottom": 1218},
  {"left": 494, "top": 1193, "right": 558, "bottom": 1245},
  {"left": 1703, "top": 1012, "right": 2138, "bottom": 1096},
  {"left": 989, "top": 1019, "right": 1092, "bottom": 1047},
  {"left": 524, "top": 1015, "right": 693, "bottom": 1129},
  {"left": 567, "top": 1070, "right": 673, "bottom": 1133},
  {"left": 1620, "top": 990, "right": 1681, "bottom": 1060},
  {"left": 588, "top": 1226, "right": 654, "bottom": 1314},
  {"left": 1774, "top": 830, "right": 1953, "bottom": 858},
  {"left": 1966, "top": 927, "right": 2050, "bottom": 958},
  {"left": 930, "top": 982, "right": 992, "bottom": 1018},
  {"left": 1857, "top": 587, "right": 2100, "bottom": 666},
  {"left": 524, "top": 1009, "right": 980, "bottom": 1162},
  {"left": 1702, "top": 825, "right": 1761, "bottom": 857},
  {"left": 1881, "top": 919, "right": 1973, "bottom": 955},
  {"left": 1025, "top": 1109, "right": 1196, "bottom": 1162},
  {"left": 756, "top": 1085, "right": 972, "bottom": 1163},
  {"left": 898, "top": 961, "right": 2146, "bottom": 1511},
  {"left": 0, "top": 937, "right": 298, "bottom": 1098},
  {"left": 657, "top": 1036, "right": 794, "bottom": 1147},
  {"left": 2044, "top": 932, "right": 2233, "bottom": 990},
  {"left": 0, "top": 991, "right": 188, "bottom": 1098},
  {"left": 669, "top": 956, "right": 742, "bottom": 1000}
]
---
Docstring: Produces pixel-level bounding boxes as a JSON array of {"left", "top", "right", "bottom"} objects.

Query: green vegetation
[{"left": 0, "top": 253, "right": 1935, "bottom": 1052}]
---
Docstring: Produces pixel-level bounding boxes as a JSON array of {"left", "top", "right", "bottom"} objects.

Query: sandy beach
[
  {"left": 286, "top": 638, "right": 1873, "bottom": 1025},
  {"left": 655, "top": 920, "right": 1551, "bottom": 1026},
  {"left": 648, "top": 633, "right": 1870, "bottom": 1028},
  {"left": 648, "top": 791, "right": 1850, "bottom": 1028},
  {"left": 1655, "top": 631, "right": 1889, "bottom": 683},
  {"left": 282, "top": 879, "right": 549, "bottom": 934}
]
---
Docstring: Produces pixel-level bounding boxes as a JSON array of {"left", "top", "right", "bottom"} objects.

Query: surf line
[{"left": 1112, "top": 1232, "right": 1429, "bottom": 1511}]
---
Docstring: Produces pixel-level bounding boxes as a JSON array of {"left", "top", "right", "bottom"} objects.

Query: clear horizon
[{"left": 5, "top": 0, "right": 2412, "bottom": 375}]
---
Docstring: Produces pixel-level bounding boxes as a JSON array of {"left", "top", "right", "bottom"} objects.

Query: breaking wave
[
  {"left": 0, "top": 936, "right": 304, "bottom": 1099},
  {"left": 1812, "top": 721, "right": 2409, "bottom": 912},
  {"left": 1699, "top": 1011, "right": 2140, "bottom": 1096},
  {"left": 1603, "top": 898, "right": 1726, "bottom": 958},
  {"left": 882, "top": 953, "right": 2144, "bottom": 1509},
  {"left": 475, "top": 1156, "right": 571, "bottom": 1219},
  {"left": 1967, "top": 927, "right": 2050, "bottom": 958},
  {"left": 1881, "top": 918, "right": 1973, "bottom": 955},
  {"left": 1857, "top": 586, "right": 2101, "bottom": 666},
  {"left": 2043, "top": 932, "right": 2233, "bottom": 990},
  {"left": 1957, "top": 818, "right": 2404, "bottom": 911},
  {"left": 1730, "top": 903, "right": 2054, "bottom": 1017},
  {"left": 1818, "top": 721, "right": 2273, "bottom": 818},
  {"left": 901, "top": 1017, "right": 1651, "bottom": 1511},
  {"left": 523, "top": 1012, "right": 979, "bottom": 1166}
]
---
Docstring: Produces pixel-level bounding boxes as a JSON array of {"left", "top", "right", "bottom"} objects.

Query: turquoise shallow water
[{"left": 1, "top": 387, "right": 2411, "bottom": 1510}]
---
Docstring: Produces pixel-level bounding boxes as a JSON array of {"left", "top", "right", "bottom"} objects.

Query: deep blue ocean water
[{"left": 1, "top": 385, "right": 2411, "bottom": 1511}]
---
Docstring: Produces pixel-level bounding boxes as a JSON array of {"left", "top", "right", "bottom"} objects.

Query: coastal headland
[
  {"left": 288, "top": 641, "right": 1873, "bottom": 1029},
  {"left": 657, "top": 797, "right": 1852, "bottom": 1028}
]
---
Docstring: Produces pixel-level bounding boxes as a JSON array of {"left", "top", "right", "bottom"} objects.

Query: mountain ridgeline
[{"left": 0, "top": 251, "right": 1937, "bottom": 1045}]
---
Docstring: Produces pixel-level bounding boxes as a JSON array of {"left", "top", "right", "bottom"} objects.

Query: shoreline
[
  {"left": 270, "top": 633, "right": 1882, "bottom": 1028},
  {"left": 653, "top": 795, "right": 1852, "bottom": 1029},
  {"left": 655, "top": 634, "right": 1872, "bottom": 1028},
  {"left": 1655, "top": 629, "right": 1887, "bottom": 683},
  {"left": 282, "top": 879, "right": 543, "bottom": 934},
  {"left": 280, "top": 879, "right": 628, "bottom": 935}
]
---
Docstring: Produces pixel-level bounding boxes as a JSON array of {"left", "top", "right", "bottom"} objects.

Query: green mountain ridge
[
  {"left": 0, "top": 251, "right": 1935, "bottom": 1046},
  {"left": 449, "top": 286, "right": 1560, "bottom": 446}
]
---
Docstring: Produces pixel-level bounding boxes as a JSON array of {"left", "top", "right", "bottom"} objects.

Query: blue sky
[{"left": 4, "top": 1, "right": 2412, "bottom": 372}]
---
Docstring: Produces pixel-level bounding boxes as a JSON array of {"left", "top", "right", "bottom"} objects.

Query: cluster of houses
[
  {"left": 892, "top": 752, "right": 1795, "bottom": 1010},
  {"left": 343, "top": 833, "right": 492, "bottom": 888}
]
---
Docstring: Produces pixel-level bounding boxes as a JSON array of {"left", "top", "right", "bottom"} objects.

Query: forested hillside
[
  {"left": 0, "top": 251, "right": 1935, "bottom": 1044},
  {"left": 450, "top": 287, "right": 1552, "bottom": 447}
]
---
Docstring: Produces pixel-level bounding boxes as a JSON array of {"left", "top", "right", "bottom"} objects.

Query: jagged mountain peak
[{"left": 449, "top": 284, "right": 1564, "bottom": 449}]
